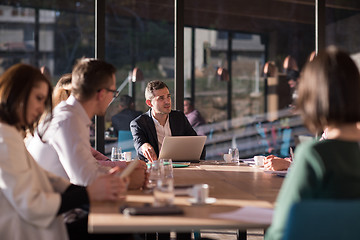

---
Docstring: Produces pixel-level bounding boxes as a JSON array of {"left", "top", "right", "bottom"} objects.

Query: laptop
[{"left": 158, "top": 136, "right": 207, "bottom": 163}]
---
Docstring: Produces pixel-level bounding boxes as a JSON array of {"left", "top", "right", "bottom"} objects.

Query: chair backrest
[
  {"left": 283, "top": 200, "right": 360, "bottom": 240},
  {"left": 117, "top": 130, "right": 136, "bottom": 156}
]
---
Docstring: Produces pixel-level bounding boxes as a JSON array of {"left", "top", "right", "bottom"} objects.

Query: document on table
[
  {"left": 211, "top": 206, "right": 273, "bottom": 224},
  {"left": 239, "top": 158, "right": 255, "bottom": 164}
]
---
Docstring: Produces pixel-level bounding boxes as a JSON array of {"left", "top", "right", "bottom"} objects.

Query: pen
[{"left": 290, "top": 147, "right": 294, "bottom": 161}]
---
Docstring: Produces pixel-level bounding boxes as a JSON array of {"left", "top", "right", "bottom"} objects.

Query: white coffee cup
[
  {"left": 254, "top": 156, "right": 265, "bottom": 167},
  {"left": 192, "top": 184, "right": 209, "bottom": 204},
  {"left": 122, "top": 152, "right": 132, "bottom": 162},
  {"left": 223, "top": 153, "right": 232, "bottom": 163}
]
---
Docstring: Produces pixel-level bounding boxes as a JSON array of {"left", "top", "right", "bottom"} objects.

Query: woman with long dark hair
[{"left": 0, "top": 64, "right": 127, "bottom": 240}]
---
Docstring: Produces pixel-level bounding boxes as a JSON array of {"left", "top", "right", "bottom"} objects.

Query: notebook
[{"left": 158, "top": 136, "right": 207, "bottom": 162}]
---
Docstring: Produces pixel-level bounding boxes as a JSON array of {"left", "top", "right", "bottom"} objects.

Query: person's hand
[
  {"left": 108, "top": 166, "right": 122, "bottom": 174},
  {"left": 127, "top": 160, "right": 147, "bottom": 190},
  {"left": 109, "top": 166, "right": 130, "bottom": 190},
  {"left": 141, "top": 143, "right": 157, "bottom": 162},
  {"left": 87, "top": 174, "right": 128, "bottom": 201},
  {"left": 264, "top": 155, "right": 291, "bottom": 171}
]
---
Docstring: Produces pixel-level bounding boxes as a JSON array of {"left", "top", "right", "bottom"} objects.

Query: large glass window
[
  {"left": 0, "top": 3, "right": 95, "bottom": 85},
  {"left": 326, "top": 4, "right": 360, "bottom": 67},
  {"left": 183, "top": 1, "right": 315, "bottom": 159},
  {"left": 1, "top": 1, "right": 359, "bottom": 159},
  {"left": 104, "top": 1, "right": 175, "bottom": 145}
]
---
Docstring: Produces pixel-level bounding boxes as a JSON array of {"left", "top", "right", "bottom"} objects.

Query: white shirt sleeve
[
  {"left": 49, "top": 115, "right": 104, "bottom": 186},
  {"left": 44, "top": 169, "right": 71, "bottom": 193}
]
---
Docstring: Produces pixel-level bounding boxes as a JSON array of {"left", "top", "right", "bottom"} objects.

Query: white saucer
[{"left": 188, "top": 197, "right": 216, "bottom": 205}]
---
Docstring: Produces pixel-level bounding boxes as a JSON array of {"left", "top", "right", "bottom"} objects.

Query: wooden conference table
[{"left": 88, "top": 161, "right": 284, "bottom": 237}]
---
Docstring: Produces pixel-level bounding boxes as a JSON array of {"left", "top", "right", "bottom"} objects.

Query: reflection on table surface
[{"left": 88, "top": 160, "right": 284, "bottom": 233}]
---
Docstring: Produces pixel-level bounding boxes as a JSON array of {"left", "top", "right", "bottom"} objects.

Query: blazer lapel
[
  {"left": 168, "top": 111, "right": 180, "bottom": 136},
  {"left": 146, "top": 109, "right": 159, "bottom": 153}
]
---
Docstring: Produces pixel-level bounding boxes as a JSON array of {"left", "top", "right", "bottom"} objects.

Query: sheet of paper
[
  {"left": 239, "top": 158, "right": 255, "bottom": 164},
  {"left": 264, "top": 170, "right": 287, "bottom": 174},
  {"left": 211, "top": 206, "right": 273, "bottom": 224}
]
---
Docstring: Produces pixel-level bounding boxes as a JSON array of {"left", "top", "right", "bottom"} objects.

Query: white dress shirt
[
  {"left": 0, "top": 123, "right": 70, "bottom": 240},
  {"left": 28, "top": 95, "right": 105, "bottom": 186},
  {"left": 151, "top": 114, "right": 172, "bottom": 152}
]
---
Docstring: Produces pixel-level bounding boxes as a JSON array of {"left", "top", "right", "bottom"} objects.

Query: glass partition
[
  {"left": 326, "top": 4, "right": 360, "bottom": 67},
  {"left": 183, "top": 1, "right": 315, "bottom": 159},
  {"left": 0, "top": 3, "right": 95, "bottom": 84},
  {"left": 1, "top": 1, "right": 359, "bottom": 159},
  {"left": 104, "top": 1, "right": 174, "bottom": 145}
]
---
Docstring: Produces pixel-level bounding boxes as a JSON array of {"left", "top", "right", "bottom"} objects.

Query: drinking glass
[
  {"left": 146, "top": 160, "right": 162, "bottom": 190},
  {"left": 160, "top": 158, "right": 173, "bottom": 179},
  {"left": 153, "top": 159, "right": 174, "bottom": 206},
  {"left": 117, "top": 147, "right": 123, "bottom": 160},
  {"left": 153, "top": 177, "right": 174, "bottom": 206},
  {"left": 110, "top": 147, "right": 119, "bottom": 162},
  {"left": 228, "top": 147, "right": 239, "bottom": 163},
  {"left": 111, "top": 147, "right": 122, "bottom": 161}
]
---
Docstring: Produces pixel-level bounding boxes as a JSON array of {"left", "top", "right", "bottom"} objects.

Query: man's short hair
[
  {"left": 145, "top": 80, "right": 169, "bottom": 100},
  {"left": 119, "top": 95, "right": 134, "bottom": 108},
  {"left": 184, "top": 97, "right": 194, "bottom": 107},
  {"left": 71, "top": 58, "right": 116, "bottom": 101}
]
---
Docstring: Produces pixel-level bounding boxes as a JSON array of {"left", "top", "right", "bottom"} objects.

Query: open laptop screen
[{"left": 158, "top": 136, "right": 206, "bottom": 162}]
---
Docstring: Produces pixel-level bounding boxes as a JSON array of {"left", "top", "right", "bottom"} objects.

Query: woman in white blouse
[{"left": 0, "top": 63, "right": 128, "bottom": 240}]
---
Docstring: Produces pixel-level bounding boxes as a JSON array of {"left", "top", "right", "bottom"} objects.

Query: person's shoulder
[
  {"left": 295, "top": 139, "right": 346, "bottom": 163},
  {"left": 111, "top": 112, "right": 122, "bottom": 120},
  {"left": 0, "top": 124, "right": 26, "bottom": 156},
  {"left": 296, "top": 139, "right": 321, "bottom": 154},
  {"left": 131, "top": 111, "right": 150, "bottom": 124},
  {"left": 53, "top": 105, "right": 77, "bottom": 123},
  {"left": 54, "top": 101, "right": 76, "bottom": 117},
  {"left": 170, "top": 109, "right": 186, "bottom": 117},
  {"left": 127, "top": 109, "right": 142, "bottom": 118},
  {"left": 313, "top": 139, "right": 360, "bottom": 155},
  {"left": 0, "top": 123, "right": 22, "bottom": 142},
  {"left": 193, "top": 109, "right": 201, "bottom": 115},
  {"left": 193, "top": 109, "right": 205, "bottom": 120}
]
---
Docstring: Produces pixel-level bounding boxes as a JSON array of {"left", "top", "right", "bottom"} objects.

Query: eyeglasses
[{"left": 99, "top": 88, "right": 120, "bottom": 99}]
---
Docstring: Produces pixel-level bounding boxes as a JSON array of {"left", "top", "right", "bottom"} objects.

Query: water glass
[
  {"left": 146, "top": 160, "right": 162, "bottom": 189},
  {"left": 153, "top": 178, "right": 174, "bottom": 206},
  {"left": 111, "top": 147, "right": 122, "bottom": 161},
  {"left": 153, "top": 159, "right": 175, "bottom": 206},
  {"left": 228, "top": 147, "right": 240, "bottom": 163},
  {"left": 160, "top": 159, "right": 173, "bottom": 179}
]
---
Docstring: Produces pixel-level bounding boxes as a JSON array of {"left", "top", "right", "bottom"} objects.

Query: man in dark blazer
[{"left": 130, "top": 80, "right": 205, "bottom": 162}]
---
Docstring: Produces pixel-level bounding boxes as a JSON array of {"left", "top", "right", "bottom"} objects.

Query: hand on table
[
  {"left": 98, "top": 161, "right": 147, "bottom": 190},
  {"left": 126, "top": 160, "right": 147, "bottom": 190},
  {"left": 87, "top": 173, "right": 129, "bottom": 201},
  {"left": 141, "top": 143, "right": 157, "bottom": 162},
  {"left": 264, "top": 155, "right": 291, "bottom": 171}
]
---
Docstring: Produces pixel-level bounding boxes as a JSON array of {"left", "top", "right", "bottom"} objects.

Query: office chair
[
  {"left": 283, "top": 200, "right": 360, "bottom": 240},
  {"left": 117, "top": 130, "right": 136, "bottom": 156}
]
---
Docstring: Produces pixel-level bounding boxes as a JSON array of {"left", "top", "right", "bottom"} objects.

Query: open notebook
[{"left": 158, "top": 136, "right": 206, "bottom": 163}]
